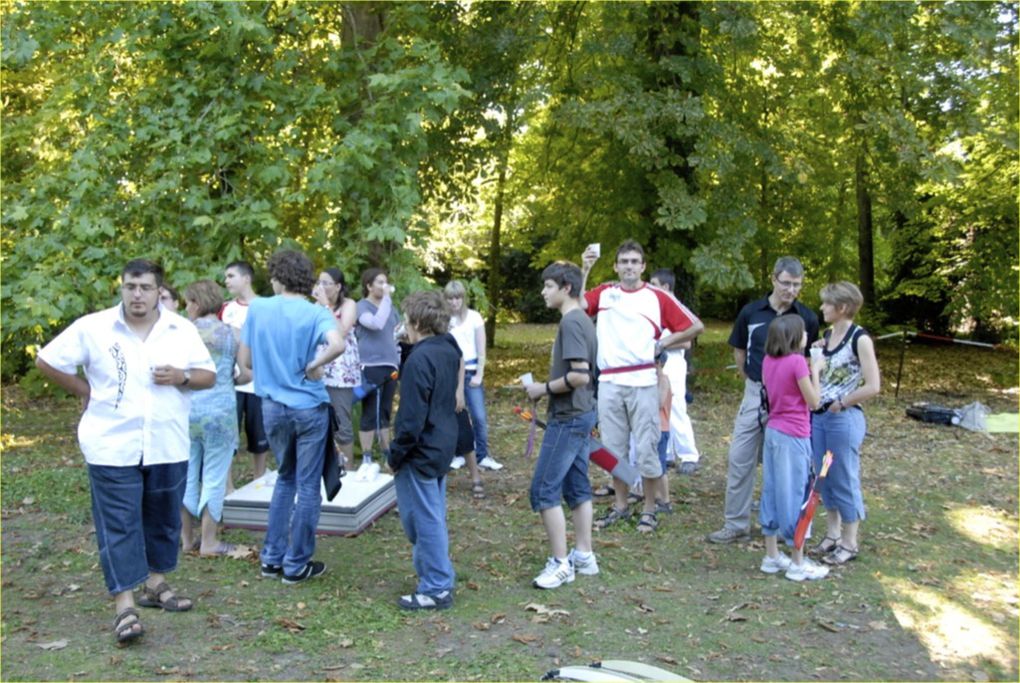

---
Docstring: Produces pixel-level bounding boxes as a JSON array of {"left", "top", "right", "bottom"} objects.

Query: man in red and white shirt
[{"left": 581, "top": 240, "right": 704, "bottom": 533}]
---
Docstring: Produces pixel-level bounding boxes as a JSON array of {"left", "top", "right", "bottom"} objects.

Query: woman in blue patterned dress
[{"left": 180, "top": 280, "right": 250, "bottom": 556}]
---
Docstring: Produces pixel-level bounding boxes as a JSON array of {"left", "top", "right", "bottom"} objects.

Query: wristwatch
[{"left": 182, "top": 369, "right": 191, "bottom": 387}]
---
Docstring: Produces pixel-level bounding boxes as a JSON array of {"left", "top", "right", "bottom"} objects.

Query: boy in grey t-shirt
[{"left": 524, "top": 261, "right": 599, "bottom": 589}]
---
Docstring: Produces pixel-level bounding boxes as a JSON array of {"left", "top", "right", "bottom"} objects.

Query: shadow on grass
[{"left": 1, "top": 324, "right": 1017, "bottom": 681}]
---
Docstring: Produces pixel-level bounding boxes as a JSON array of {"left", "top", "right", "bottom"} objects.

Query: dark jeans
[
  {"left": 260, "top": 398, "right": 329, "bottom": 576},
  {"left": 87, "top": 461, "right": 187, "bottom": 595}
]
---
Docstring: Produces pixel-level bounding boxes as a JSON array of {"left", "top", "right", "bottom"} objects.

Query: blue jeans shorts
[
  {"left": 87, "top": 461, "right": 187, "bottom": 595},
  {"left": 529, "top": 409, "right": 597, "bottom": 512}
]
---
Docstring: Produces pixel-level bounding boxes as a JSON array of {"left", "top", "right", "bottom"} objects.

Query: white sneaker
[
  {"left": 449, "top": 456, "right": 465, "bottom": 470},
  {"left": 478, "top": 457, "right": 504, "bottom": 471},
  {"left": 785, "top": 558, "right": 830, "bottom": 582},
  {"left": 760, "top": 552, "right": 792, "bottom": 574},
  {"left": 569, "top": 549, "right": 599, "bottom": 576},
  {"left": 533, "top": 557, "right": 574, "bottom": 589}
]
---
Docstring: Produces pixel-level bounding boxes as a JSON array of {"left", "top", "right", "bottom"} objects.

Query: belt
[{"left": 600, "top": 362, "right": 656, "bottom": 376}]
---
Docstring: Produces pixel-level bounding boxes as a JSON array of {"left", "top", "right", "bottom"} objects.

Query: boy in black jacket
[{"left": 388, "top": 290, "right": 459, "bottom": 610}]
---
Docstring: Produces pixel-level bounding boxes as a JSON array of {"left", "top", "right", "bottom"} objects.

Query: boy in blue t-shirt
[
  {"left": 388, "top": 290, "right": 460, "bottom": 610},
  {"left": 238, "top": 250, "right": 344, "bottom": 585}
]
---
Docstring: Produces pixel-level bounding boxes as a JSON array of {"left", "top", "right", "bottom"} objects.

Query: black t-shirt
[
  {"left": 548, "top": 309, "right": 597, "bottom": 420},
  {"left": 727, "top": 296, "right": 819, "bottom": 383}
]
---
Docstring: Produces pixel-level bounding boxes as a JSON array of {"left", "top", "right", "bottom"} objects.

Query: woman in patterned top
[
  {"left": 810, "top": 282, "right": 881, "bottom": 566},
  {"left": 313, "top": 267, "right": 360, "bottom": 472},
  {"left": 181, "top": 280, "right": 251, "bottom": 556}
]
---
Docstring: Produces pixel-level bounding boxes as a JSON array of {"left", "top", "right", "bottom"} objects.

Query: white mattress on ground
[{"left": 222, "top": 469, "right": 396, "bottom": 536}]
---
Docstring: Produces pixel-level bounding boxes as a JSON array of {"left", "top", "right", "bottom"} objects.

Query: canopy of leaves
[{"left": 3, "top": 1, "right": 1015, "bottom": 377}]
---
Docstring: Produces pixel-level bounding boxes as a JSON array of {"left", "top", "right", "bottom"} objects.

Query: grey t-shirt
[
  {"left": 355, "top": 297, "right": 400, "bottom": 368},
  {"left": 548, "top": 308, "right": 597, "bottom": 420}
]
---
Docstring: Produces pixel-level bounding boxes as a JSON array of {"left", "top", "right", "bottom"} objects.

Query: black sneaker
[
  {"left": 281, "top": 561, "right": 327, "bottom": 585},
  {"left": 260, "top": 563, "right": 283, "bottom": 578}
]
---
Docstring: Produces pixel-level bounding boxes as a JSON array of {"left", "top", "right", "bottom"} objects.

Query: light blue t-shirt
[{"left": 241, "top": 295, "right": 337, "bottom": 409}]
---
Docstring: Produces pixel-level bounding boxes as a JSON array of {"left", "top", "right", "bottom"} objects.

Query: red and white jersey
[
  {"left": 584, "top": 282, "right": 697, "bottom": 387},
  {"left": 220, "top": 299, "right": 254, "bottom": 393}
]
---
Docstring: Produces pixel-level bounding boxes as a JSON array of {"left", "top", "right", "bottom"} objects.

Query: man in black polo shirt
[{"left": 706, "top": 256, "right": 819, "bottom": 543}]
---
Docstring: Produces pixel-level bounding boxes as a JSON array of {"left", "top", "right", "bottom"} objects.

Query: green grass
[{"left": 1, "top": 323, "right": 1017, "bottom": 681}]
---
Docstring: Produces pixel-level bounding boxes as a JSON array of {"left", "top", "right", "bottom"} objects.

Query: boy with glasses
[{"left": 36, "top": 259, "right": 216, "bottom": 643}]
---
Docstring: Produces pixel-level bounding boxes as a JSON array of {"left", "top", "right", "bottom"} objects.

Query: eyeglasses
[
  {"left": 122, "top": 284, "right": 159, "bottom": 293},
  {"left": 775, "top": 278, "right": 803, "bottom": 290},
  {"left": 316, "top": 280, "right": 337, "bottom": 288}
]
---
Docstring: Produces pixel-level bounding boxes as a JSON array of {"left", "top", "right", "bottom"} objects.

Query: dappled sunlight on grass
[
  {"left": 948, "top": 570, "right": 1020, "bottom": 622},
  {"left": 945, "top": 505, "right": 1018, "bottom": 552},
  {"left": 884, "top": 577, "right": 1017, "bottom": 673},
  {"left": 0, "top": 432, "right": 43, "bottom": 452}
]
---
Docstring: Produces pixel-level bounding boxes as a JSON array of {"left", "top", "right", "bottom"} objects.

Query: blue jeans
[
  {"left": 260, "top": 399, "right": 329, "bottom": 576},
  {"left": 811, "top": 408, "right": 867, "bottom": 523},
  {"left": 394, "top": 467, "right": 455, "bottom": 596},
  {"left": 87, "top": 461, "right": 187, "bottom": 595},
  {"left": 759, "top": 427, "right": 811, "bottom": 546},
  {"left": 529, "top": 409, "right": 597, "bottom": 512},
  {"left": 464, "top": 371, "right": 489, "bottom": 461}
]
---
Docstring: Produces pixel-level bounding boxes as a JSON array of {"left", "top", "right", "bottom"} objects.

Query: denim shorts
[
  {"left": 88, "top": 461, "right": 187, "bottom": 595},
  {"left": 529, "top": 409, "right": 597, "bottom": 512}
]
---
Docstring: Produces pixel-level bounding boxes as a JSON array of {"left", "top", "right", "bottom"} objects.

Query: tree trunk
[
  {"left": 646, "top": 1, "right": 700, "bottom": 305},
  {"left": 342, "top": 3, "right": 383, "bottom": 47},
  {"left": 855, "top": 147, "right": 875, "bottom": 305},
  {"left": 484, "top": 146, "right": 509, "bottom": 348}
]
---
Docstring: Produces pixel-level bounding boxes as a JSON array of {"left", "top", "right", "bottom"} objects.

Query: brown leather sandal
[
  {"left": 113, "top": 607, "right": 144, "bottom": 644},
  {"left": 137, "top": 581, "right": 193, "bottom": 612}
]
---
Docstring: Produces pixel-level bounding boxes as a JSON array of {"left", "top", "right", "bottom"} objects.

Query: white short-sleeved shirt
[
  {"left": 584, "top": 283, "right": 697, "bottom": 387},
  {"left": 37, "top": 304, "right": 215, "bottom": 467},
  {"left": 449, "top": 309, "right": 484, "bottom": 370},
  {"left": 219, "top": 299, "right": 255, "bottom": 393}
]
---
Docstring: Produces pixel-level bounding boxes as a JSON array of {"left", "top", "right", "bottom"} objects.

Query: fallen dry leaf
[
  {"left": 227, "top": 544, "right": 255, "bottom": 560},
  {"left": 868, "top": 620, "right": 889, "bottom": 631},
  {"left": 511, "top": 633, "right": 539, "bottom": 644},
  {"left": 472, "top": 622, "right": 491, "bottom": 631},
  {"left": 656, "top": 654, "right": 679, "bottom": 665},
  {"left": 275, "top": 617, "right": 305, "bottom": 633},
  {"left": 524, "top": 602, "right": 570, "bottom": 617},
  {"left": 490, "top": 613, "right": 506, "bottom": 624},
  {"left": 35, "top": 639, "right": 68, "bottom": 650}
]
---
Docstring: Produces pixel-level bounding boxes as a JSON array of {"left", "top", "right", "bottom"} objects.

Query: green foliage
[
  {"left": 1, "top": 1, "right": 468, "bottom": 377},
  {"left": 3, "top": 1, "right": 1016, "bottom": 380}
]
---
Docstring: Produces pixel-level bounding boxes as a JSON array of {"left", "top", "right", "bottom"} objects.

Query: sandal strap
[
  {"left": 114, "top": 607, "right": 140, "bottom": 628},
  {"left": 144, "top": 581, "right": 172, "bottom": 600}
]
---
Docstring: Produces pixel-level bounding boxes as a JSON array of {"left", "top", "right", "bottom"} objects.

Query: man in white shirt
[
  {"left": 36, "top": 259, "right": 215, "bottom": 645},
  {"left": 649, "top": 268, "right": 700, "bottom": 475},
  {"left": 581, "top": 240, "right": 704, "bottom": 534},
  {"left": 220, "top": 260, "right": 270, "bottom": 483}
]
